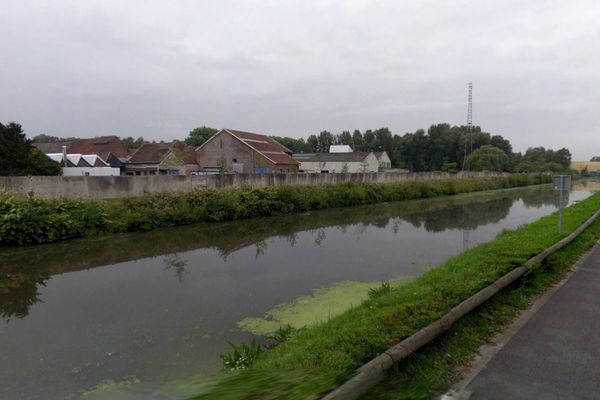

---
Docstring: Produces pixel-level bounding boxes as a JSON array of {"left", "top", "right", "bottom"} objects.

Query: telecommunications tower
[{"left": 462, "top": 81, "right": 473, "bottom": 170}]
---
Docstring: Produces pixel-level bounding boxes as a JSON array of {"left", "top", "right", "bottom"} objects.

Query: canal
[{"left": 0, "top": 183, "right": 596, "bottom": 399}]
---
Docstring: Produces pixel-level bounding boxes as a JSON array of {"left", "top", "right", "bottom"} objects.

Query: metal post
[{"left": 558, "top": 178, "right": 563, "bottom": 234}]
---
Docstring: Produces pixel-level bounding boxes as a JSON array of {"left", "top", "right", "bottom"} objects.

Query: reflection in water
[
  {"left": 164, "top": 254, "right": 188, "bottom": 283},
  {"left": 0, "top": 186, "right": 584, "bottom": 323}
]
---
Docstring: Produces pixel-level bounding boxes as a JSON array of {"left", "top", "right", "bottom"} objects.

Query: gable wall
[{"left": 196, "top": 131, "right": 256, "bottom": 173}]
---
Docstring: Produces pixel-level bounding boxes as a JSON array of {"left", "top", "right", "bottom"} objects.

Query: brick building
[
  {"left": 125, "top": 142, "right": 199, "bottom": 175},
  {"left": 195, "top": 129, "right": 298, "bottom": 173}
]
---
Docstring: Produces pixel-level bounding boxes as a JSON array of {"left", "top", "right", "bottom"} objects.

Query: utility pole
[{"left": 462, "top": 81, "right": 473, "bottom": 170}]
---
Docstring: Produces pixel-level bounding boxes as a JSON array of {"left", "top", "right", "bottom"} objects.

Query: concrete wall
[
  {"left": 0, "top": 171, "right": 510, "bottom": 200},
  {"left": 62, "top": 167, "right": 121, "bottom": 176}
]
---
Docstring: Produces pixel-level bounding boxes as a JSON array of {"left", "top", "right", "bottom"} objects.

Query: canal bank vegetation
[
  {"left": 0, "top": 174, "right": 550, "bottom": 246},
  {"left": 192, "top": 191, "right": 600, "bottom": 400}
]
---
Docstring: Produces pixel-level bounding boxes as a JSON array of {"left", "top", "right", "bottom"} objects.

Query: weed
[
  {"left": 368, "top": 282, "right": 391, "bottom": 298},
  {"left": 220, "top": 339, "right": 263, "bottom": 371}
]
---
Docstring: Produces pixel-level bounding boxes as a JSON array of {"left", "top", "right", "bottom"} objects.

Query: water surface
[{"left": 0, "top": 183, "right": 595, "bottom": 399}]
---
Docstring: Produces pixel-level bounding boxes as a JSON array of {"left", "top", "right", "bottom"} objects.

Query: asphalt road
[{"left": 461, "top": 243, "right": 600, "bottom": 399}]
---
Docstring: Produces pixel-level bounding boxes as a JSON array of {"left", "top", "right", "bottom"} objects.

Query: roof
[
  {"left": 329, "top": 145, "right": 353, "bottom": 153},
  {"left": 128, "top": 142, "right": 172, "bottom": 164},
  {"left": 200, "top": 129, "right": 298, "bottom": 165},
  {"left": 46, "top": 153, "right": 109, "bottom": 167},
  {"left": 374, "top": 151, "right": 390, "bottom": 159},
  {"left": 293, "top": 152, "right": 373, "bottom": 163},
  {"left": 33, "top": 141, "right": 72, "bottom": 154},
  {"left": 182, "top": 146, "right": 198, "bottom": 164},
  {"left": 67, "top": 136, "right": 129, "bottom": 160}
]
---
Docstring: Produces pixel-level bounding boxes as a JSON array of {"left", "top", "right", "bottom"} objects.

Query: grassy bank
[
  {"left": 362, "top": 204, "right": 600, "bottom": 399},
  {"left": 191, "top": 191, "right": 600, "bottom": 400},
  {"left": 0, "top": 174, "right": 549, "bottom": 246}
]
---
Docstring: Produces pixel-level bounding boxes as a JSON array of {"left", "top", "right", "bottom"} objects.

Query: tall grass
[{"left": 0, "top": 174, "right": 549, "bottom": 246}]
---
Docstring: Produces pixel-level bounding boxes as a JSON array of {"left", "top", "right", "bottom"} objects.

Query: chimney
[{"left": 62, "top": 145, "right": 67, "bottom": 167}]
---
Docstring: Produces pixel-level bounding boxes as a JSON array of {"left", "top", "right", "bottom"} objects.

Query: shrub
[{"left": 0, "top": 175, "right": 551, "bottom": 246}]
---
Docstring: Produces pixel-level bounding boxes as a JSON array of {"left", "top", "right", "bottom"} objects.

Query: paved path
[{"left": 456, "top": 242, "right": 600, "bottom": 400}]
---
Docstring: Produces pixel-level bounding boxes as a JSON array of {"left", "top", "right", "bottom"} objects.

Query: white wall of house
[
  {"left": 62, "top": 167, "right": 120, "bottom": 176},
  {"left": 299, "top": 153, "right": 379, "bottom": 173},
  {"left": 377, "top": 152, "right": 392, "bottom": 169}
]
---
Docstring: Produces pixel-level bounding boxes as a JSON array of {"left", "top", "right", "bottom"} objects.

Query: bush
[{"left": 0, "top": 174, "right": 552, "bottom": 246}]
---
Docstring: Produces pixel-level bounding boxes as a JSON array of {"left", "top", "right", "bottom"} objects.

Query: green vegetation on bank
[
  {"left": 363, "top": 202, "right": 600, "bottom": 399},
  {"left": 0, "top": 174, "right": 550, "bottom": 246},
  {"left": 191, "top": 191, "right": 600, "bottom": 400}
]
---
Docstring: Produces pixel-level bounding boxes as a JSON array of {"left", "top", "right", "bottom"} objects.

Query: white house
[
  {"left": 46, "top": 153, "right": 120, "bottom": 176},
  {"left": 293, "top": 152, "right": 380, "bottom": 173},
  {"left": 374, "top": 152, "right": 392, "bottom": 169}
]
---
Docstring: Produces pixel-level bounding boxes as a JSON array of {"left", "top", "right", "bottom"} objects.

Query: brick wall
[{"left": 197, "top": 131, "right": 255, "bottom": 173}]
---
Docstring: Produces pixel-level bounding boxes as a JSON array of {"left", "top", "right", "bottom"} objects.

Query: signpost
[{"left": 553, "top": 175, "right": 571, "bottom": 234}]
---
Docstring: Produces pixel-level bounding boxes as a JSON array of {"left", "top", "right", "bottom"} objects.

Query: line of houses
[{"left": 34, "top": 129, "right": 392, "bottom": 176}]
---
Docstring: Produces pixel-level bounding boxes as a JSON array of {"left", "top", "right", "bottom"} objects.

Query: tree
[
  {"left": 514, "top": 146, "right": 570, "bottom": 172},
  {"left": 352, "top": 130, "right": 364, "bottom": 150},
  {"left": 0, "top": 122, "right": 61, "bottom": 176},
  {"left": 121, "top": 136, "right": 145, "bottom": 150},
  {"left": 490, "top": 135, "right": 512, "bottom": 155},
  {"left": 317, "top": 130, "right": 334, "bottom": 152},
  {"left": 185, "top": 126, "right": 218, "bottom": 147},
  {"left": 338, "top": 131, "right": 353, "bottom": 146},
  {"left": 464, "top": 145, "right": 510, "bottom": 171},
  {"left": 306, "top": 134, "right": 319, "bottom": 152},
  {"left": 32, "top": 133, "right": 77, "bottom": 143}
]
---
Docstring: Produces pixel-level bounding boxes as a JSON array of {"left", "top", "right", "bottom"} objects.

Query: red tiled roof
[
  {"left": 128, "top": 142, "right": 172, "bottom": 164},
  {"left": 267, "top": 153, "right": 299, "bottom": 165},
  {"left": 182, "top": 146, "right": 198, "bottom": 164},
  {"left": 224, "top": 129, "right": 298, "bottom": 165},
  {"left": 67, "top": 136, "right": 129, "bottom": 160}
]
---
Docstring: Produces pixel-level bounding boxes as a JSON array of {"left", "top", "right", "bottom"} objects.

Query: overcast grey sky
[{"left": 2, "top": 0, "right": 599, "bottom": 159}]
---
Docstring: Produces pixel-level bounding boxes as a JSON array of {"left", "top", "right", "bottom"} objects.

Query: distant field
[{"left": 571, "top": 161, "right": 600, "bottom": 172}]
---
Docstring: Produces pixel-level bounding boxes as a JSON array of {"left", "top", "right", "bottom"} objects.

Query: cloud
[{"left": 1, "top": 0, "right": 599, "bottom": 159}]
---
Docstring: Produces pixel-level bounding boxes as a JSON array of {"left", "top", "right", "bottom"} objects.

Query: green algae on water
[{"left": 238, "top": 278, "right": 408, "bottom": 335}]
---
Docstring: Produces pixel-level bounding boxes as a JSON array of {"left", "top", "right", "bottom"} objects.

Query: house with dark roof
[
  {"left": 293, "top": 152, "right": 380, "bottom": 173},
  {"left": 125, "top": 142, "right": 199, "bottom": 176},
  {"left": 33, "top": 141, "right": 73, "bottom": 154},
  {"left": 195, "top": 129, "right": 299, "bottom": 174},
  {"left": 67, "top": 136, "right": 128, "bottom": 159}
]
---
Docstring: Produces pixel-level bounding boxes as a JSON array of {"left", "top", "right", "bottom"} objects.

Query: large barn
[{"left": 195, "top": 129, "right": 298, "bottom": 173}]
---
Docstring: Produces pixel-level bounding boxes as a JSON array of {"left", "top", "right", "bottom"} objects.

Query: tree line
[
  {"left": 5, "top": 122, "right": 573, "bottom": 176},
  {"left": 271, "top": 123, "right": 571, "bottom": 173}
]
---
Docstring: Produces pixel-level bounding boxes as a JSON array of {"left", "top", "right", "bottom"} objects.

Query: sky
[{"left": 1, "top": 0, "right": 599, "bottom": 160}]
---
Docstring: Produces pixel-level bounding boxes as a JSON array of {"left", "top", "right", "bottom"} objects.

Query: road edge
[{"left": 440, "top": 238, "right": 600, "bottom": 400}]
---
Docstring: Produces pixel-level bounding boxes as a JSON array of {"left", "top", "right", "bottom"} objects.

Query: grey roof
[
  {"left": 292, "top": 152, "right": 372, "bottom": 162},
  {"left": 374, "top": 151, "right": 389, "bottom": 159}
]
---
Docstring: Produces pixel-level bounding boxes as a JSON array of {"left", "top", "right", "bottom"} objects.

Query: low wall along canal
[
  {"left": 0, "top": 171, "right": 507, "bottom": 199},
  {"left": 0, "top": 182, "right": 596, "bottom": 399}
]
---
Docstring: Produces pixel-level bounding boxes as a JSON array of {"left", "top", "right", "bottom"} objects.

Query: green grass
[
  {"left": 191, "top": 191, "right": 600, "bottom": 400},
  {"left": 0, "top": 174, "right": 549, "bottom": 246},
  {"left": 361, "top": 206, "right": 600, "bottom": 399}
]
